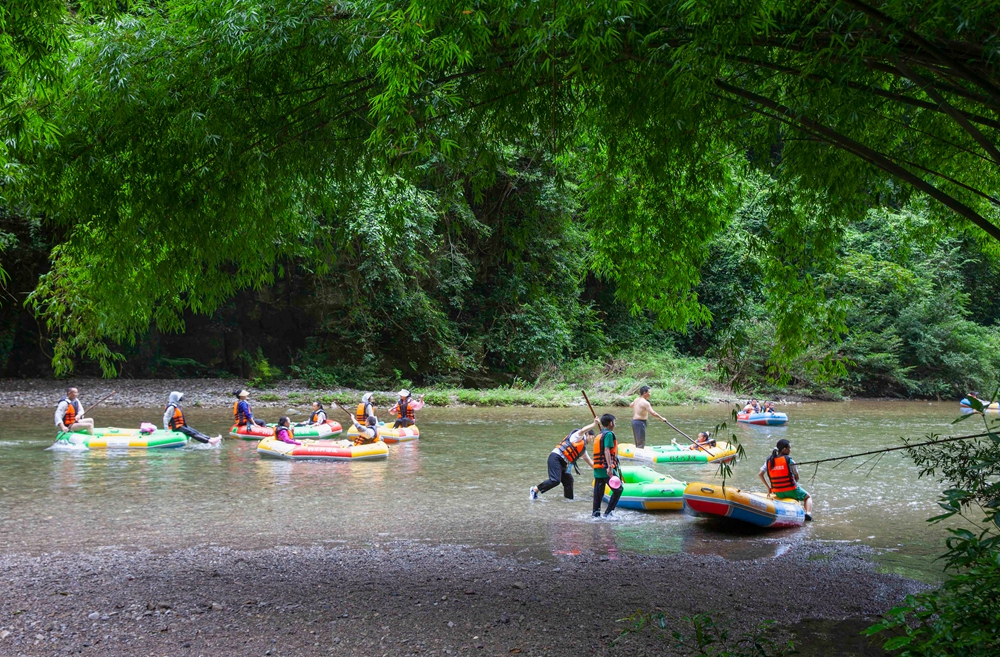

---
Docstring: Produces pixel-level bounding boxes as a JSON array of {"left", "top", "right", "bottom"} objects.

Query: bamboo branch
[{"left": 796, "top": 431, "right": 995, "bottom": 466}]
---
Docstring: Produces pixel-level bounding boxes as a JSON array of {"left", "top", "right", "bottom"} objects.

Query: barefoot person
[
  {"left": 55, "top": 387, "right": 95, "bottom": 435},
  {"left": 530, "top": 420, "right": 598, "bottom": 500},
  {"left": 759, "top": 438, "right": 813, "bottom": 521},
  {"left": 592, "top": 414, "right": 623, "bottom": 518},
  {"left": 629, "top": 386, "right": 668, "bottom": 448}
]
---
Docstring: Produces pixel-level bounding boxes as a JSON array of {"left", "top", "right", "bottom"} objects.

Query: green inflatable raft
[
  {"left": 52, "top": 427, "right": 188, "bottom": 450},
  {"left": 599, "top": 465, "right": 686, "bottom": 511}
]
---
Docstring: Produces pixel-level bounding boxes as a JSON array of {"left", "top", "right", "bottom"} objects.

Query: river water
[{"left": 0, "top": 401, "right": 973, "bottom": 580}]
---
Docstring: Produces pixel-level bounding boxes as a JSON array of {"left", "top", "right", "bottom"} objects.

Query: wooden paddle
[
  {"left": 582, "top": 390, "right": 620, "bottom": 478},
  {"left": 661, "top": 419, "right": 711, "bottom": 454},
  {"left": 83, "top": 390, "right": 116, "bottom": 415}
]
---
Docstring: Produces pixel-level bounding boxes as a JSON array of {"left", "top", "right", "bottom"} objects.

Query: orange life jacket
[
  {"left": 766, "top": 454, "right": 797, "bottom": 492},
  {"left": 396, "top": 399, "right": 414, "bottom": 421},
  {"left": 593, "top": 429, "right": 617, "bottom": 471},
  {"left": 556, "top": 430, "right": 586, "bottom": 464},
  {"left": 353, "top": 425, "right": 379, "bottom": 446},
  {"left": 166, "top": 404, "right": 186, "bottom": 430},
  {"left": 60, "top": 398, "right": 79, "bottom": 426},
  {"left": 310, "top": 409, "right": 327, "bottom": 424},
  {"left": 356, "top": 402, "right": 373, "bottom": 423},
  {"left": 233, "top": 400, "right": 251, "bottom": 425}
]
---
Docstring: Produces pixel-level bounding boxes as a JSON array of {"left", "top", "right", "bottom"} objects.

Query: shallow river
[{"left": 0, "top": 401, "right": 973, "bottom": 579}]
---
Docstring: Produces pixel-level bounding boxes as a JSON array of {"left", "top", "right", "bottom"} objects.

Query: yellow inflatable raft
[
  {"left": 346, "top": 423, "right": 419, "bottom": 444},
  {"left": 682, "top": 481, "right": 805, "bottom": 528},
  {"left": 256, "top": 437, "right": 388, "bottom": 461}
]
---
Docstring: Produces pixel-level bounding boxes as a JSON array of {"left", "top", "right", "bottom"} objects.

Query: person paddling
[
  {"left": 530, "top": 420, "right": 598, "bottom": 501},
  {"left": 759, "top": 438, "right": 813, "bottom": 521},
  {"left": 389, "top": 389, "right": 424, "bottom": 428},
  {"left": 163, "top": 391, "right": 217, "bottom": 444},
  {"left": 233, "top": 390, "right": 266, "bottom": 427},
  {"left": 629, "top": 386, "right": 668, "bottom": 448},
  {"left": 592, "top": 414, "right": 623, "bottom": 518},
  {"left": 349, "top": 415, "right": 381, "bottom": 446},
  {"left": 55, "top": 387, "right": 95, "bottom": 435},
  {"left": 274, "top": 417, "right": 301, "bottom": 445}
]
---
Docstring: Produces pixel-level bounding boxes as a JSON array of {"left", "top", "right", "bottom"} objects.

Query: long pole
[
  {"left": 582, "top": 391, "right": 621, "bottom": 477},
  {"left": 83, "top": 390, "right": 116, "bottom": 415},
  {"left": 662, "top": 418, "right": 709, "bottom": 453},
  {"left": 581, "top": 390, "right": 598, "bottom": 420},
  {"left": 795, "top": 431, "right": 991, "bottom": 466}
]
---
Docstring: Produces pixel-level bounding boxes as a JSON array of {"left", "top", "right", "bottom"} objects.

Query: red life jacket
[
  {"left": 166, "top": 404, "right": 186, "bottom": 430},
  {"left": 593, "top": 429, "right": 617, "bottom": 471},
  {"left": 556, "top": 430, "right": 586, "bottom": 464},
  {"left": 766, "top": 454, "right": 797, "bottom": 492}
]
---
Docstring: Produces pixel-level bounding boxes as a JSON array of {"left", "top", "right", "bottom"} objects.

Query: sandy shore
[{"left": 0, "top": 542, "right": 923, "bottom": 656}]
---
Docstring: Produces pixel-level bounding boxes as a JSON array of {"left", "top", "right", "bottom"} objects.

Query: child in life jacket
[{"left": 274, "top": 417, "right": 301, "bottom": 445}]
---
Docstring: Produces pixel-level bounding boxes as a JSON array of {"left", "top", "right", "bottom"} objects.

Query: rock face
[{"left": 0, "top": 543, "right": 926, "bottom": 656}]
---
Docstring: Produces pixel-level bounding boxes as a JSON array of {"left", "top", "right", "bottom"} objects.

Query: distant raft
[
  {"left": 960, "top": 398, "right": 1000, "bottom": 411},
  {"left": 682, "top": 481, "right": 805, "bottom": 528},
  {"left": 271, "top": 420, "right": 343, "bottom": 439},
  {"left": 256, "top": 437, "right": 389, "bottom": 461},
  {"left": 52, "top": 427, "right": 188, "bottom": 450},
  {"left": 736, "top": 411, "right": 788, "bottom": 426},
  {"left": 618, "top": 441, "right": 737, "bottom": 464},
  {"left": 346, "top": 423, "right": 419, "bottom": 444},
  {"left": 599, "top": 466, "right": 686, "bottom": 511}
]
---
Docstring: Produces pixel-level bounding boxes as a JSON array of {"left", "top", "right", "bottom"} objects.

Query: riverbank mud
[{"left": 1, "top": 542, "right": 923, "bottom": 656}]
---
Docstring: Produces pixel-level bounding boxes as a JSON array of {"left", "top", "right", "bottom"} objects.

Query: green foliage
[
  {"left": 242, "top": 348, "right": 281, "bottom": 389},
  {"left": 867, "top": 411, "right": 1000, "bottom": 655},
  {"left": 615, "top": 612, "right": 793, "bottom": 657}
]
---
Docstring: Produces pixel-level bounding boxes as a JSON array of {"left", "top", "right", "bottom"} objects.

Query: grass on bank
[{"left": 279, "top": 350, "right": 720, "bottom": 408}]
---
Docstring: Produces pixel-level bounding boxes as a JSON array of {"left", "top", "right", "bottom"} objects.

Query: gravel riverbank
[{"left": 0, "top": 542, "right": 924, "bottom": 656}]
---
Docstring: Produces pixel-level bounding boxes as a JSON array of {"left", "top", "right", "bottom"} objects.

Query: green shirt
[{"left": 593, "top": 430, "right": 617, "bottom": 479}]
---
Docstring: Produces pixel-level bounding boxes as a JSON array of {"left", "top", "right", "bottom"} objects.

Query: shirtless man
[{"left": 629, "top": 386, "right": 668, "bottom": 448}]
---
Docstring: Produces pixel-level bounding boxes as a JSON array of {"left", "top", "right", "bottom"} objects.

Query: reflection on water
[{"left": 0, "top": 401, "right": 967, "bottom": 577}]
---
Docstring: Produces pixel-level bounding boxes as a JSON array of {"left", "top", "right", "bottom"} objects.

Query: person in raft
[
  {"left": 233, "top": 390, "right": 266, "bottom": 427},
  {"left": 389, "top": 389, "right": 424, "bottom": 428},
  {"left": 628, "top": 385, "right": 669, "bottom": 448},
  {"left": 355, "top": 393, "right": 376, "bottom": 424},
  {"left": 349, "top": 415, "right": 381, "bottom": 445},
  {"left": 592, "top": 414, "right": 623, "bottom": 518},
  {"left": 55, "top": 387, "right": 96, "bottom": 435},
  {"left": 759, "top": 438, "right": 813, "bottom": 522},
  {"left": 274, "top": 417, "right": 301, "bottom": 445},
  {"left": 690, "top": 431, "right": 716, "bottom": 450},
  {"left": 529, "top": 419, "right": 599, "bottom": 501},
  {"left": 296, "top": 401, "right": 327, "bottom": 427},
  {"left": 163, "top": 391, "right": 217, "bottom": 444}
]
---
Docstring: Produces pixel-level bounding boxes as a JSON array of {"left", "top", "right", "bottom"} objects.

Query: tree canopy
[{"left": 2, "top": 0, "right": 1000, "bottom": 375}]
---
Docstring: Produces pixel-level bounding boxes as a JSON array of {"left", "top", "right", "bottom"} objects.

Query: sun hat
[{"left": 398, "top": 389, "right": 410, "bottom": 398}]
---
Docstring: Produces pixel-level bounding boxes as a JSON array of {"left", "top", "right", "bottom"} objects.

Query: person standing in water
[
  {"left": 233, "top": 390, "right": 266, "bottom": 427},
  {"left": 530, "top": 419, "right": 598, "bottom": 500},
  {"left": 163, "top": 391, "right": 218, "bottom": 444},
  {"left": 629, "top": 386, "right": 668, "bottom": 448},
  {"left": 55, "top": 387, "right": 95, "bottom": 434},
  {"left": 759, "top": 438, "right": 813, "bottom": 521},
  {"left": 389, "top": 389, "right": 424, "bottom": 428},
  {"left": 592, "top": 414, "right": 623, "bottom": 518}
]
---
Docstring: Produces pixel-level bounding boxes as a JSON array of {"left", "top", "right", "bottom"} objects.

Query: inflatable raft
[
  {"left": 229, "top": 423, "right": 276, "bottom": 440},
  {"left": 273, "top": 420, "right": 343, "bottom": 438},
  {"left": 599, "top": 466, "right": 686, "bottom": 511},
  {"left": 346, "top": 422, "right": 419, "bottom": 444},
  {"left": 736, "top": 411, "right": 788, "bottom": 426},
  {"left": 960, "top": 398, "right": 1000, "bottom": 411},
  {"left": 53, "top": 428, "right": 188, "bottom": 450},
  {"left": 618, "top": 441, "right": 737, "bottom": 464},
  {"left": 682, "top": 481, "right": 805, "bottom": 528},
  {"left": 256, "top": 437, "right": 389, "bottom": 461}
]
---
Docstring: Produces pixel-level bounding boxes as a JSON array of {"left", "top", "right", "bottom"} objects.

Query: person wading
[
  {"left": 758, "top": 438, "right": 813, "bottom": 521},
  {"left": 592, "top": 414, "right": 623, "bottom": 518},
  {"left": 389, "top": 389, "right": 424, "bottom": 428},
  {"left": 530, "top": 420, "right": 598, "bottom": 500},
  {"left": 163, "top": 391, "right": 217, "bottom": 444},
  {"left": 55, "top": 387, "right": 95, "bottom": 435},
  {"left": 629, "top": 386, "right": 668, "bottom": 448}
]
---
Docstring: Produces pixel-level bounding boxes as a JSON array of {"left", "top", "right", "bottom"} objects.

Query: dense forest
[
  {"left": 4, "top": 168, "right": 1000, "bottom": 399},
  {"left": 3, "top": 0, "right": 1000, "bottom": 404}
]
